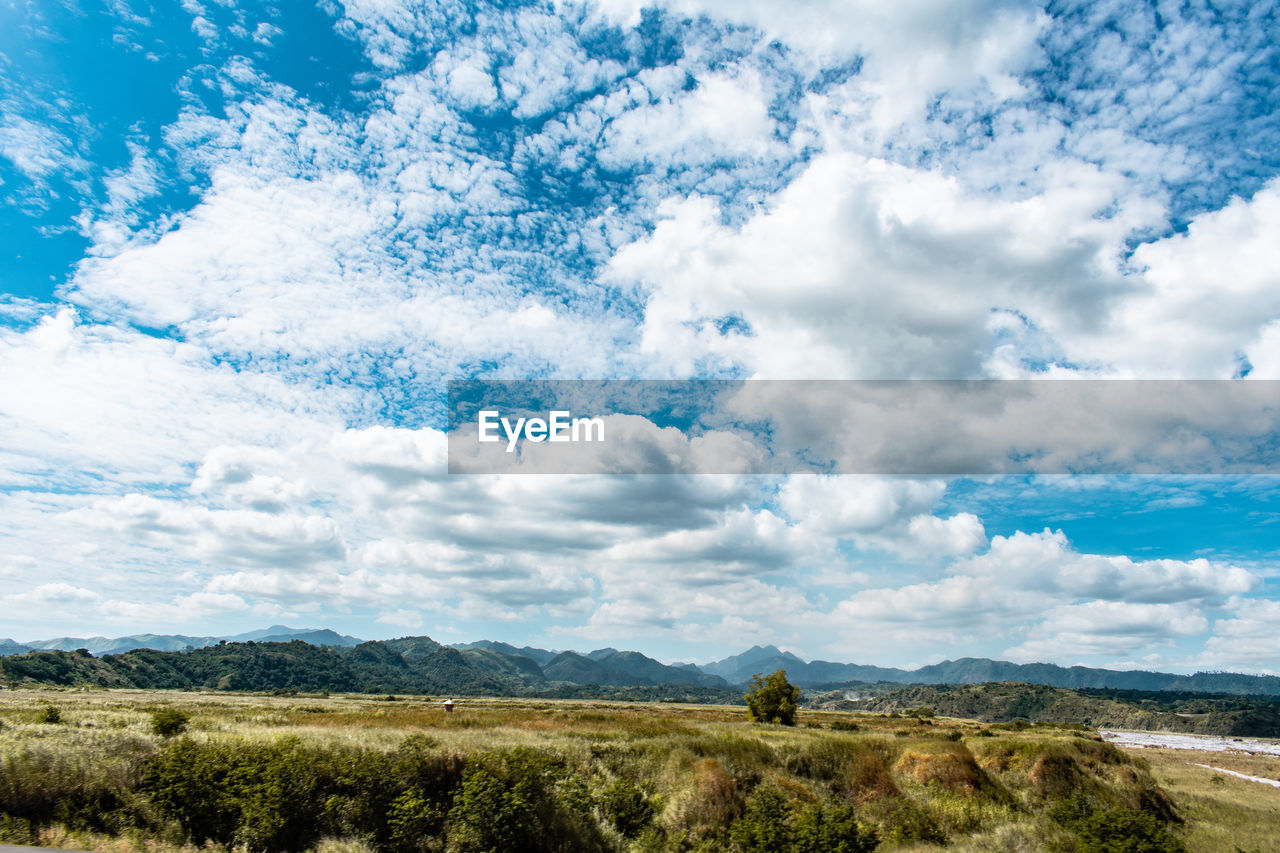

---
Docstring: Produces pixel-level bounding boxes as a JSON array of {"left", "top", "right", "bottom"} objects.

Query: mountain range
[
  {"left": 0, "top": 635, "right": 733, "bottom": 699},
  {"left": 2, "top": 630, "right": 1279, "bottom": 697},
  {"left": 700, "top": 644, "right": 1280, "bottom": 695},
  {"left": 0, "top": 626, "right": 361, "bottom": 657}
]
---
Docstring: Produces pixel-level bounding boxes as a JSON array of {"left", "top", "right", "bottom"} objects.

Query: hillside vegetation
[
  {"left": 708, "top": 646, "right": 1280, "bottom": 695},
  {"left": 9, "top": 633, "right": 1280, "bottom": 698},
  {"left": 0, "top": 689, "right": 1199, "bottom": 853},
  {"left": 7, "top": 641, "right": 1280, "bottom": 737},
  {"left": 813, "top": 682, "right": 1280, "bottom": 738},
  {"left": 0, "top": 639, "right": 734, "bottom": 702}
]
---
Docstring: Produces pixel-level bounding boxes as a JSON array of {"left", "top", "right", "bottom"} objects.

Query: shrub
[
  {"left": 744, "top": 671, "right": 800, "bottom": 726},
  {"left": 1073, "top": 807, "right": 1186, "bottom": 853},
  {"left": 144, "top": 737, "right": 335, "bottom": 852},
  {"left": 387, "top": 788, "right": 447, "bottom": 852},
  {"left": 883, "top": 800, "right": 946, "bottom": 845},
  {"left": 150, "top": 708, "right": 190, "bottom": 738},
  {"left": 0, "top": 815, "right": 35, "bottom": 845},
  {"left": 793, "top": 803, "right": 878, "bottom": 853},
  {"left": 682, "top": 734, "right": 778, "bottom": 781},
  {"left": 1050, "top": 793, "right": 1186, "bottom": 853},
  {"left": 445, "top": 748, "right": 606, "bottom": 853},
  {"left": 38, "top": 705, "right": 62, "bottom": 724},
  {"left": 828, "top": 720, "right": 860, "bottom": 732},
  {"left": 730, "top": 786, "right": 792, "bottom": 853},
  {"left": 600, "top": 777, "right": 653, "bottom": 836},
  {"left": 325, "top": 735, "right": 461, "bottom": 850},
  {"left": 893, "top": 746, "right": 991, "bottom": 796},
  {"left": 445, "top": 764, "right": 534, "bottom": 852},
  {"left": 784, "top": 740, "right": 899, "bottom": 802}
]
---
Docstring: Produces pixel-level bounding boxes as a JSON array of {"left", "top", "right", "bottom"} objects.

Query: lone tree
[{"left": 744, "top": 669, "right": 800, "bottom": 725}]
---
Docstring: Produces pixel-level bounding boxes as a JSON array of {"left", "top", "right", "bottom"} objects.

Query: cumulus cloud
[
  {"left": 953, "top": 529, "right": 1257, "bottom": 603},
  {"left": 828, "top": 527, "right": 1257, "bottom": 666},
  {"left": 0, "top": 309, "right": 348, "bottom": 486},
  {"left": 1194, "top": 598, "right": 1280, "bottom": 675},
  {"left": 608, "top": 154, "right": 1156, "bottom": 378},
  {"left": 1004, "top": 601, "right": 1209, "bottom": 662}
]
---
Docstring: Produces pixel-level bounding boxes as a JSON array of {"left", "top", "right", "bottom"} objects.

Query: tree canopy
[{"left": 745, "top": 669, "right": 800, "bottom": 725}]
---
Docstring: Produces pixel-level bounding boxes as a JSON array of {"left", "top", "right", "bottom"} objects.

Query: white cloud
[
  {"left": 776, "top": 476, "right": 986, "bottom": 559},
  {"left": 67, "top": 494, "right": 347, "bottom": 568},
  {"left": 4, "top": 582, "right": 101, "bottom": 607},
  {"left": 1004, "top": 601, "right": 1209, "bottom": 662},
  {"left": 904, "top": 513, "right": 988, "bottom": 559},
  {"left": 608, "top": 153, "right": 1155, "bottom": 379},
  {"left": 779, "top": 477, "right": 945, "bottom": 535},
  {"left": 0, "top": 114, "right": 86, "bottom": 179},
  {"left": 1096, "top": 180, "right": 1280, "bottom": 377},
  {"left": 954, "top": 529, "right": 1257, "bottom": 603},
  {"left": 600, "top": 68, "right": 780, "bottom": 167},
  {"left": 0, "top": 309, "right": 348, "bottom": 486},
  {"left": 585, "top": 0, "right": 1046, "bottom": 132},
  {"left": 827, "top": 528, "right": 1256, "bottom": 665},
  {"left": 1194, "top": 598, "right": 1280, "bottom": 675}
]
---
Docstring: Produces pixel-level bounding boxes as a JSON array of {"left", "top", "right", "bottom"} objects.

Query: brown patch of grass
[
  {"left": 894, "top": 746, "right": 989, "bottom": 796},
  {"left": 665, "top": 757, "right": 743, "bottom": 842},
  {"left": 1027, "top": 751, "right": 1086, "bottom": 799}
]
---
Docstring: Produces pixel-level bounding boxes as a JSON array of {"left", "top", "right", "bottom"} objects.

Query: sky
[{"left": 1, "top": 0, "right": 1279, "bottom": 672}]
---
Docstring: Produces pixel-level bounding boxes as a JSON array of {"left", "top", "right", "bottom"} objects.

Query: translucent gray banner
[{"left": 446, "top": 380, "right": 1280, "bottom": 475}]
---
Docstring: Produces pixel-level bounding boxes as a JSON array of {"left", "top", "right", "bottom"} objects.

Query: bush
[
  {"left": 1073, "top": 807, "right": 1186, "bottom": 853},
  {"left": 150, "top": 708, "right": 190, "bottom": 737},
  {"left": 793, "top": 803, "right": 878, "bottom": 853},
  {"left": 730, "top": 786, "right": 792, "bottom": 853},
  {"left": 445, "top": 748, "right": 606, "bottom": 853},
  {"left": 327, "top": 735, "right": 461, "bottom": 851},
  {"left": 144, "top": 737, "right": 333, "bottom": 852},
  {"left": 745, "top": 670, "right": 800, "bottom": 726},
  {"left": 600, "top": 777, "right": 653, "bottom": 837},
  {"left": 883, "top": 800, "right": 946, "bottom": 845},
  {"left": 38, "top": 705, "right": 62, "bottom": 724},
  {"left": 446, "top": 764, "right": 535, "bottom": 852},
  {"left": 0, "top": 814, "right": 35, "bottom": 845},
  {"left": 387, "top": 788, "right": 447, "bottom": 852},
  {"left": 1051, "top": 794, "right": 1186, "bottom": 853},
  {"left": 670, "top": 758, "right": 743, "bottom": 843}
]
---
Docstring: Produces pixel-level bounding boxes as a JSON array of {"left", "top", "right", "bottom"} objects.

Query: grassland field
[{"left": 0, "top": 688, "right": 1276, "bottom": 853}]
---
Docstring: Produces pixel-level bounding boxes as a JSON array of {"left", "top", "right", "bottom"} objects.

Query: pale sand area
[{"left": 1100, "top": 729, "right": 1280, "bottom": 756}]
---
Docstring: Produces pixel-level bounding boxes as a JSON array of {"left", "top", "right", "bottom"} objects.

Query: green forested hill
[
  {"left": 0, "top": 637, "right": 737, "bottom": 700},
  {"left": 821, "top": 681, "right": 1280, "bottom": 737}
]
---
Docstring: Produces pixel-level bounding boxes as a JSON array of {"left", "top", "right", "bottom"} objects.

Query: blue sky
[{"left": 2, "top": 0, "right": 1279, "bottom": 672}]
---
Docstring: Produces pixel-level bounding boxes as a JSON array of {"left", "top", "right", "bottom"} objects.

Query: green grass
[{"left": 1137, "top": 746, "right": 1280, "bottom": 853}]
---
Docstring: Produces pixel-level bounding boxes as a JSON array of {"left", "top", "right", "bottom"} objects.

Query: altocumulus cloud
[{"left": 0, "top": 0, "right": 1277, "bottom": 669}]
